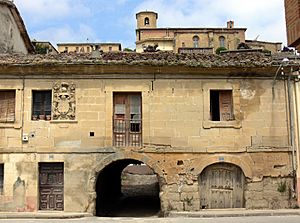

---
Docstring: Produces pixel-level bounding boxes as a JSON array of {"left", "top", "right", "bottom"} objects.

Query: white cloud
[
  {"left": 14, "top": 0, "right": 91, "bottom": 23},
  {"left": 134, "top": 0, "right": 287, "bottom": 44},
  {"left": 31, "top": 24, "right": 99, "bottom": 47}
]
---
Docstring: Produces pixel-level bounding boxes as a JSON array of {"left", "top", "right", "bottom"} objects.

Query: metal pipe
[{"left": 287, "top": 66, "right": 297, "bottom": 190}]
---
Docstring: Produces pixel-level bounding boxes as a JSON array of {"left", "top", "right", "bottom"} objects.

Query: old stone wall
[
  {"left": 0, "top": 4, "right": 28, "bottom": 54},
  {"left": 0, "top": 150, "right": 294, "bottom": 212},
  {"left": 0, "top": 72, "right": 295, "bottom": 212},
  {"left": 0, "top": 78, "right": 289, "bottom": 153}
]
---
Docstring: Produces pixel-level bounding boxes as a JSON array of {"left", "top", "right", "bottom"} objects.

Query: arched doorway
[
  {"left": 199, "top": 163, "right": 245, "bottom": 209},
  {"left": 95, "top": 159, "right": 161, "bottom": 217}
]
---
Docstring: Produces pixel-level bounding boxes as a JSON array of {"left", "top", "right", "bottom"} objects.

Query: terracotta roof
[
  {"left": 0, "top": 51, "right": 296, "bottom": 68},
  {"left": 0, "top": 0, "right": 34, "bottom": 53}
]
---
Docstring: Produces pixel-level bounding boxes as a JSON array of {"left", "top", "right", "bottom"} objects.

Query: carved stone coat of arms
[{"left": 52, "top": 82, "right": 76, "bottom": 120}]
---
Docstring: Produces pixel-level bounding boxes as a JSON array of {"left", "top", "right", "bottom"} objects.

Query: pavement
[
  {"left": 168, "top": 209, "right": 300, "bottom": 218},
  {"left": 0, "top": 209, "right": 300, "bottom": 219}
]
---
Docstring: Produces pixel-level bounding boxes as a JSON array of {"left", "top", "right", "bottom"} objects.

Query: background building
[
  {"left": 32, "top": 40, "right": 58, "bottom": 55},
  {"left": 136, "top": 11, "right": 281, "bottom": 54},
  {"left": 284, "top": 0, "right": 300, "bottom": 51},
  {"left": 57, "top": 43, "right": 122, "bottom": 53}
]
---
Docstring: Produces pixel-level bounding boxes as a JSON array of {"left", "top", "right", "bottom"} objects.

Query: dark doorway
[{"left": 96, "top": 159, "right": 160, "bottom": 217}]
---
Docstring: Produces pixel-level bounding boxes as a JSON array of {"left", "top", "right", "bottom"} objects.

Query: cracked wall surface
[{"left": 0, "top": 66, "right": 297, "bottom": 213}]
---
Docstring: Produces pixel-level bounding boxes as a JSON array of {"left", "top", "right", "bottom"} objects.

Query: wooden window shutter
[
  {"left": 0, "top": 91, "right": 15, "bottom": 122},
  {"left": 219, "top": 91, "right": 233, "bottom": 121}
]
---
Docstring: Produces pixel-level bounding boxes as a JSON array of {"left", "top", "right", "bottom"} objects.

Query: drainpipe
[
  {"left": 286, "top": 65, "right": 297, "bottom": 194},
  {"left": 294, "top": 70, "right": 300, "bottom": 206}
]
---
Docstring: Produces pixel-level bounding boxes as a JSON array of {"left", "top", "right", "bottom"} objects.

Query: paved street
[{"left": 2, "top": 216, "right": 300, "bottom": 223}]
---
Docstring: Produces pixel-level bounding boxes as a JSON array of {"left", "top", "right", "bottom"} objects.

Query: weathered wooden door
[
  {"left": 39, "top": 163, "right": 64, "bottom": 210},
  {"left": 219, "top": 90, "right": 233, "bottom": 121},
  {"left": 199, "top": 163, "right": 244, "bottom": 209}
]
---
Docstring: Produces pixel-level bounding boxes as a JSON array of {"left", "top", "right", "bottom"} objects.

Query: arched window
[
  {"left": 219, "top": 36, "right": 225, "bottom": 48},
  {"left": 144, "top": 17, "right": 150, "bottom": 25},
  {"left": 193, "top": 36, "right": 199, "bottom": 48}
]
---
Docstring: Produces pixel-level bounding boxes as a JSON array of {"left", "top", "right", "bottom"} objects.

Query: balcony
[
  {"left": 178, "top": 47, "right": 213, "bottom": 54},
  {"left": 113, "top": 118, "right": 142, "bottom": 147}
]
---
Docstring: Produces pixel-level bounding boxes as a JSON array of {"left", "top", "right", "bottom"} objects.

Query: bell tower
[{"left": 136, "top": 11, "right": 158, "bottom": 29}]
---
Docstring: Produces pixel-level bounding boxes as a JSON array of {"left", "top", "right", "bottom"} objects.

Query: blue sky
[{"left": 14, "top": 0, "right": 286, "bottom": 50}]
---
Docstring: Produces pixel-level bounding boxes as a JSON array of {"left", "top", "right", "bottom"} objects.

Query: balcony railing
[
  {"left": 113, "top": 118, "right": 142, "bottom": 147},
  {"left": 178, "top": 47, "right": 213, "bottom": 54}
]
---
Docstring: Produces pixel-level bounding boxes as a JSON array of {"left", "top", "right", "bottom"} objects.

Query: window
[
  {"left": 109, "top": 46, "right": 112, "bottom": 52},
  {"left": 144, "top": 17, "right": 150, "bottom": 25},
  {"left": 80, "top": 47, "right": 85, "bottom": 53},
  {"left": 64, "top": 47, "right": 68, "bottom": 53},
  {"left": 193, "top": 35, "right": 199, "bottom": 48},
  {"left": 87, "top": 46, "right": 90, "bottom": 53},
  {"left": 76, "top": 47, "right": 79, "bottom": 52},
  {"left": 32, "top": 90, "right": 52, "bottom": 121},
  {"left": 219, "top": 36, "right": 225, "bottom": 48},
  {"left": 210, "top": 90, "right": 234, "bottom": 121},
  {"left": 113, "top": 93, "right": 142, "bottom": 147},
  {"left": 182, "top": 42, "right": 185, "bottom": 47},
  {"left": 0, "top": 90, "right": 15, "bottom": 122},
  {"left": 0, "top": 164, "right": 3, "bottom": 194}
]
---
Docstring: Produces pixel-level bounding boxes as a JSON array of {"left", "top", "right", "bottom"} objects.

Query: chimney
[{"left": 227, "top": 20, "right": 234, "bottom": 29}]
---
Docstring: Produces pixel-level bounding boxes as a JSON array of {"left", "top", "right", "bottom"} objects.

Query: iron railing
[{"left": 113, "top": 118, "right": 142, "bottom": 147}]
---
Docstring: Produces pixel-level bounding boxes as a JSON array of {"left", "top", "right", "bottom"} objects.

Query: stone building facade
[
  {"left": 284, "top": 0, "right": 300, "bottom": 51},
  {"left": 0, "top": 52, "right": 298, "bottom": 214},
  {"left": 136, "top": 11, "right": 281, "bottom": 54},
  {"left": 57, "top": 43, "right": 122, "bottom": 54}
]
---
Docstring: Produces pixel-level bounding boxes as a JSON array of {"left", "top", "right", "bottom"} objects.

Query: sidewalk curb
[
  {"left": 0, "top": 212, "right": 93, "bottom": 219},
  {"left": 168, "top": 210, "right": 300, "bottom": 218}
]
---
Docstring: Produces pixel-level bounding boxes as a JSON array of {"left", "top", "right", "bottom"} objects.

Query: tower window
[
  {"left": 219, "top": 36, "right": 225, "bottom": 48},
  {"left": 193, "top": 36, "right": 199, "bottom": 48},
  {"left": 144, "top": 17, "right": 150, "bottom": 25}
]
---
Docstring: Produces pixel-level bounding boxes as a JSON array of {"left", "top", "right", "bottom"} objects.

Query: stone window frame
[
  {"left": 31, "top": 90, "right": 52, "bottom": 121},
  {"left": 203, "top": 82, "right": 241, "bottom": 129}
]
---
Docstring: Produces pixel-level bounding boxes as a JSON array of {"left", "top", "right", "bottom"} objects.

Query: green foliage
[
  {"left": 216, "top": 47, "right": 227, "bottom": 54},
  {"left": 277, "top": 181, "right": 287, "bottom": 193},
  {"left": 35, "top": 44, "right": 48, "bottom": 54},
  {"left": 123, "top": 48, "right": 134, "bottom": 52},
  {"left": 262, "top": 49, "right": 271, "bottom": 55},
  {"left": 183, "top": 196, "right": 193, "bottom": 206}
]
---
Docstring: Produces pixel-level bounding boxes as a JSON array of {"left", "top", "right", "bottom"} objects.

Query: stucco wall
[{"left": 0, "top": 4, "right": 28, "bottom": 54}]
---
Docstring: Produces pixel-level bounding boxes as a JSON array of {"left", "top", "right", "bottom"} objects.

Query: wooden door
[
  {"left": 219, "top": 90, "right": 233, "bottom": 121},
  {"left": 39, "top": 163, "right": 64, "bottom": 211},
  {"left": 200, "top": 163, "right": 244, "bottom": 209}
]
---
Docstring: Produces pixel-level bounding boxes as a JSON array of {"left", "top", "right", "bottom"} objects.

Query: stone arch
[
  {"left": 195, "top": 154, "right": 253, "bottom": 179},
  {"left": 86, "top": 152, "right": 165, "bottom": 216},
  {"left": 88, "top": 152, "right": 165, "bottom": 193}
]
